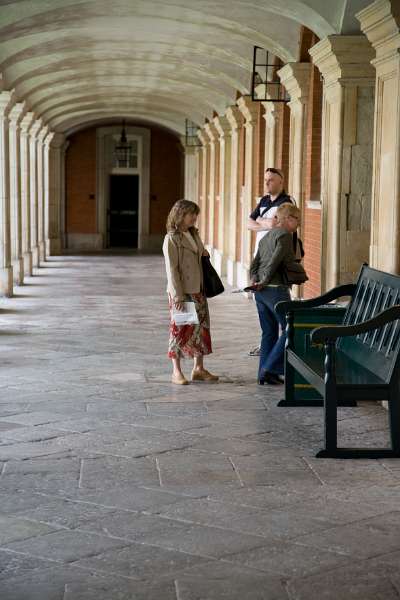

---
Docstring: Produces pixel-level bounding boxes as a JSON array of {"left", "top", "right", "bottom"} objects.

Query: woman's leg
[
  {"left": 193, "top": 355, "right": 204, "bottom": 372},
  {"left": 172, "top": 356, "right": 184, "bottom": 378}
]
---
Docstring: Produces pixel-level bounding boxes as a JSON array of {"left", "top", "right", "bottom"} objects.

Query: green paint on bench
[{"left": 275, "top": 265, "right": 400, "bottom": 459}]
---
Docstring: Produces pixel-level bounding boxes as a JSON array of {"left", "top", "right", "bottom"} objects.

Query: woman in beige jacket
[{"left": 163, "top": 200, "right": 218, "bottom": 385}]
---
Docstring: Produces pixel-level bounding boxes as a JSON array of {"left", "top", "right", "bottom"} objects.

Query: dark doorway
[{"left": 108, "top": 175, "right": 139, "bottom": 247}]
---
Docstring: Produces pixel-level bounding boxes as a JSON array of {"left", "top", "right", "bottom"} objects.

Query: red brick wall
[
  {"left": 149, "top": 129, "right": 184, "bottom": 234},
  {"left": 274, "top": 102, "right": 290, "bottom": 183},
  {"left": 303, "top": 60, "right": 323, "bottom": 298},
  {"left": 66, "top": 125, "right": 184, "bottom": 237},
  {"left": 66, "top": 129, "right": 97, "bottom": 233}
]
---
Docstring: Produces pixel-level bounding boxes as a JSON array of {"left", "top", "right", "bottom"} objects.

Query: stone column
[
  {"left": 45, "top": 132, "right": 64, "bottom": 255},
  {"left": 225, "top": 106, "right": 241, "bottom": 286},
  {"left": 204, "top": 122, "right": 219, "bottom": 253},
  {"left": 310, "top": 36, "right": 375, "bottom": 290},
  {"left": 37, "top": 125, "right": 49, "bottom": 262},
  {"left": 213, "top": 115, "right": 232, "bottom": 276},
  {"left": 0, "top": 90, "right": 15, "bottom": 296},
  {"left": 20, "top": 112, "right": 34, "bottom": 276},
  {"left": 183, "top": 145, "right": 198, "bottom": 204},
  {"left": 29, "top": 119, "right": 42, "bottom": 268},
  {"left": 8, "top": 102, "right": 26, "bottom": 285},
  {"left": 357, "top": 0, "right": 400, "bottom": 273},
  {"left": 262, "top": 100, "right": 277, "bottom": 171},
  {"left": 237, "top": 96, "right": 259, "bottom": 283},
  {"left": 197, "top": 129, "right": 209, "bottom": 244},
  {"left": 277, "top": 64, "right": 311, "bottom": 209}
]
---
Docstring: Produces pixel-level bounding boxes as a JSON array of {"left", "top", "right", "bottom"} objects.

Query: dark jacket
[{"left": 250, "top": 227, "right": 298, "bottom": 287}]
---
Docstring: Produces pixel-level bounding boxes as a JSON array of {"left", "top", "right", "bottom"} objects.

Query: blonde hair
[
  {"left": 276, "top": 202, "right": 300, "bottom": 224},
  {"left": 166, "top": 199, "right": 200, "bottom": 233}
]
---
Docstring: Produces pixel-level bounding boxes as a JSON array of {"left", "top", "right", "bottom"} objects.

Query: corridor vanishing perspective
[{"left": 0, "top": 255, "right": 400, "bottom": 599}]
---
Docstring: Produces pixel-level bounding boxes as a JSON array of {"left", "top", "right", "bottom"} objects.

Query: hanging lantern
[{"left": 114, "top": 120, "right": 132, "bottom": 167}]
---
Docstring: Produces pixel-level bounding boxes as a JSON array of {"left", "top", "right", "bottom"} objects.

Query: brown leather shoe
[
  {"left": 171, "top": 374, "right": 189, "bottom": 385},
  {"left": 191, "top": 369, "right": 219, "bottom": 382}
]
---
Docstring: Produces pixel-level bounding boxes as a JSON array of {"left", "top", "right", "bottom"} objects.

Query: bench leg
[
  {"left": 388, "top": 388, "right": 400, "bottom": 456},
  {"left": 278, "top": 359, "right": 296, "bottom": 407}
]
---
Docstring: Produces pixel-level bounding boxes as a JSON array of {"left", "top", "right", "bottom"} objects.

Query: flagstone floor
[{"left": 0, "top": 253, "right": 400, "bottom": 600}]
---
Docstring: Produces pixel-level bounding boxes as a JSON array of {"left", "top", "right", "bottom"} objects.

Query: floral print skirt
[{"left": 168, "top": 293, "right": 212, "bottom": 359}]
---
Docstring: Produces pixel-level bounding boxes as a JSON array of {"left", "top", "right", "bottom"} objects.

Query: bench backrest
[{"left": 339, "top": 265, "right": 400, "bottom": 382}]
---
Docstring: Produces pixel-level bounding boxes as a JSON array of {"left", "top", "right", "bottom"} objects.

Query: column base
[
  {"left": 0, "top": 266, "right": 13, "bottom": 297},
  {"left": 227, "top": 258, "right": 238, "bottom": 286},
  {"left": 32, "top": 245, "right": 40, "bottom": 268},
  {"left": 13, "top": 257, "right": 24, "bottom": 286},
  {"left": 212, "top": 249, "right": 227, "bottom": 277},
  {"left": 23, "top": 251, "right": 33, "bottom": 276},
  {"left": 39, "top": 241, "right": 46, "bottom": 263},
  {"left": 46, "top": 237, "right": 62, "bottom": 256}
]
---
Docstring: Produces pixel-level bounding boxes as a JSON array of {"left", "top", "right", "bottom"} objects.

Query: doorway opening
[{"left": 108, "top": 175, "right": 139, "bottom": 248}]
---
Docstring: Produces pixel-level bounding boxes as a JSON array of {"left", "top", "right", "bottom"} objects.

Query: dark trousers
[{"left": 254, "top": 286, "right": 290, "bottom": 378}]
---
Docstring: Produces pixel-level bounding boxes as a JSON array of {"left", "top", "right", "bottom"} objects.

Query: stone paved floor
[{"left": 0, "top": 254, "right": 400, "bottom": 600}]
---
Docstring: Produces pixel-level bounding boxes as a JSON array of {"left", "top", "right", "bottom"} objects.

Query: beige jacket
[{"left": 162, "top": 230, "right": 205, "bottom": 301}]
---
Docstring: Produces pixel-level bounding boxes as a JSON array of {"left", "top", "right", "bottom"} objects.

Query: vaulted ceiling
[{"left": 0, "top": 0, "right": 372, "bottom": 135}]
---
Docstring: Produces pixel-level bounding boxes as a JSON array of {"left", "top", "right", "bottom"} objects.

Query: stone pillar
[
  {"left": 8, "top": 102, "right": 25, "bottom": 285},
  {"left": 357, "top": 0, "right": 400, "bottom": 273},
  {"left": 310, "top": 36, "right": 375, "bottom": 290},
  {"left": 262, "top": 100, "right": 277, "bottom": 171},
  {"left": 277, "top": 64, "right": 311, "bottom": 209},
  {"left": 37, "top": 125, "right": 49, "bottom": 262},
  {"left": 204, "top": 122, "right": 219, "bottom": 252},
  {"left": 225, "top": 106, "right": 241, "bottom": 286},
  {"left": 213, "top": 115, "right": 232, "bottom": 276},
  {"left": 20, "top": 112, "right": 34, "bottom": 276},
  {"left": 0, "top": 90, "right": 15, "bottom": 296},
  {"left": 45, "top": 132, "right": 64, "bottom": 255},
  {"left": 237, "top": 96, "right": 259, "bottom": 283},
  {"left": 29, "top": 119, "right": 42, "bottom": 268},
  {"left": 183, "top": 145, "right": 198, "bottom": 204},
  {"left": 197, "top": 129, "right": 209, "bottom": 244}
]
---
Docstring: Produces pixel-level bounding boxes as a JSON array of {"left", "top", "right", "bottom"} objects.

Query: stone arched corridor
[
  {"left": 1, "top": 0, "right": 400, "bottom": 596},
  {"left": 0, "top": 254, "right": 399, "bottom": 599}
]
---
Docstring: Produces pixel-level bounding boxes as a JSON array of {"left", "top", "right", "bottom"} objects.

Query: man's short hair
[
  {"left": 276, "top": 202, "right": 300, "bottom": 223},
  {"left": 265, "top": 167, "right": 284, "bottom": 179}
]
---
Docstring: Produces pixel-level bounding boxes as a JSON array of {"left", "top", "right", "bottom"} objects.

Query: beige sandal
[
  {"left": 191, "top": 369, "right": 219, "bottom": 382},
  {"left": 171, "top": 374, "right": 189, "bottom": 385}
]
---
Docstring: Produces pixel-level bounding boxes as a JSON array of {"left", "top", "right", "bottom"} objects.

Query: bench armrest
[
  {"left": 311, "top": 305, "right": 400, "bottom": 343},
  {"left": 275, "top": 283, "right": 356, "bottom": 317}
]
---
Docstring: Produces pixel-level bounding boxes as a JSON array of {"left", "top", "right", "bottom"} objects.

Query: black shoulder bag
[{"left": 201, "top": 256, "right": 224, "bottom": 298}]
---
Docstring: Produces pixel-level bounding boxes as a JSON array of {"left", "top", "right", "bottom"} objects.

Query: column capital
[
  {"left": 29, "top": 118, "right": 43, "bottom": 139},
  {"left": 37, "top": 125, "right": 50, "bottom": 143},
  {"left": 213, "top": 115, "right": 231, "bottom": 138},
  {"left": 20, "top": 111, "right": 35, "bottom": 134},
  {"left": 197, "top": 127, "right": 209, "bottom": 147},
  {"left": 204, "top": 121, "right": 219, "bottom": 143},
  {"left": 277, "top": 63, "right": 312, "bottom": 103},
  {"left": 357, "top": 0, "right": 400, "bottom": 64},
  {"left": 8, "top": 102, "right": 26, "bottom": 126},
  {"left": 225, "top": 106, "right": 241, "bottom": 132},
  {"left": 309, "top": 35, "right": 375, "bottom": 87},
  {"left": 0, "top": 89, "right": 16, "bottom": 116},
  {"left": 237, "top": 95, "right": 258, "bottom": 124}
]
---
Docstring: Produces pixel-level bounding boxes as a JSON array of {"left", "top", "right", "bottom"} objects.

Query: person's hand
[
  {"left": 202, "top": 249, "right": 209, "bottom": 257},
  {"left": 174, "top": 300, "right": 184, "bottom": 311}
]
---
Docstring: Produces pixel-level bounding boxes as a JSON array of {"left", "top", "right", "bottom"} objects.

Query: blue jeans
[{"left": 254, "top": 286, "right": 290, "bottom": 378}]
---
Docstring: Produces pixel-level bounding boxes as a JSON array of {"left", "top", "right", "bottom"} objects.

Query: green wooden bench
[{"left": 276, "top": 264, "right": 400, "bottom": 459}]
